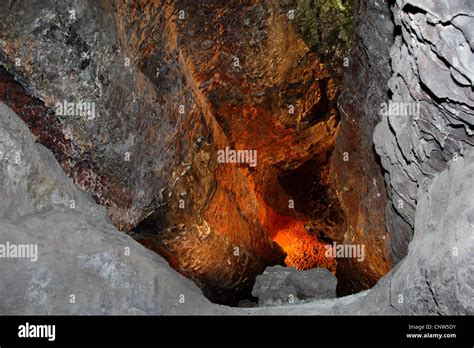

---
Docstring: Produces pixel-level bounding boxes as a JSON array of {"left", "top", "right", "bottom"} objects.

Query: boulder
[
  {"left": 252, "top": 266, "right": 337, "bottom": 306},
  {"left": 288, "top": 268, "right": 337, "bottom": 300},
  {"left": 0, "top": 103, "right": 220, "bottom": 315}
]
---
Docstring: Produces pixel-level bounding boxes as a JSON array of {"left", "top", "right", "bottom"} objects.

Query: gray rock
[
  {"left": 0, "top": 103, "right": 222, "bottom": 315},
  {"left": 329, "top": 0, "right": 396, "bottom": 290},
  {"left": 248, "top": 150, "right": 474, "bottom": 315},
  {"left": 252, "top": 266, "right": 297, "bottom": 306},
  {"left": 252, "top": 266, "right": 337, "bottom": 306},
  {"left": 288, "top": 268, "right": 337, "bottom": 300},
  {"left": 0, "top": 0, "right": 292, "bottom": 300},
  {"left": 0, "top": 0, "right": 473, "bottom": 316},
  {"left": 388, "top": 149, "right": 474, "bottom": 314},
  {"left": 372, "top": 0, "right": 474, "bottom": 264}
]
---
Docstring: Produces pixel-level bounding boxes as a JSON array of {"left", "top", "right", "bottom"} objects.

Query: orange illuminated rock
[
  {"left": 0, "top": 0, "right": 387, "bottom": 305},
  {"left": 259, "top": 196, "right": 337, "bottom": 272}
]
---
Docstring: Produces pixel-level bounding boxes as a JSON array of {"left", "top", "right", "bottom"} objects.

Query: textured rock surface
[
  {"left": 251, "top": 149, "right": 474, "bottom": 314},
  {"left": 330, "top": 0, "right": 394, "bottom": 294},
  {"left": 373, "top": 0, "right": 474, "bottom": 264},
  {"left": 330, "top": 0, "right": 473, "bottom": 298},
  {"left": 0, "top": 103, "right": 221, "bottom": 315},
  {"left": 252, "top": 266, "right": 298, "bottom": 306},
  {"left": 0, "top": 0, "right": 163, "bottom": 230},
  {"left": 291, "top": 0, "right": 354, "bottom": 77},
  {"left": 288, "top": 267, "right": 337, "bottom": 299},
  {"left": 1, "top": 97, "right": 473, "bottom": 315},
  {"left": 251, "top": 265, "right": 337, "bottom": 306},
  {"left": 388, "top": 150, "right": 474, "bottom": 314},
  {"left": 0, "top": 0, "right": 472, "bottom": 315},
  {"left": 0, "top": 0, "right": 350, "bottom": 304}
]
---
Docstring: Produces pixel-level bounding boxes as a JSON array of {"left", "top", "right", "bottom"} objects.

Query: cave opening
[
  {"left": 273, "top": 156, "right": 343, "bottom": 272},
  {"left": 0, "top": 0, "right": 393, "bottom": 308},
  {"left": 0, "top": 0, "right": 472, "bottom": 319},
  {"left": 131, "top": 151, "right": 347, "bottom": 307}
]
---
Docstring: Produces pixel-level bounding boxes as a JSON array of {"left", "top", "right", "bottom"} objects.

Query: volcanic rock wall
[
  {"left": 0, "top": 0, "right": 348, "bottom": 304},
  {"left": 330, "top": 0, "right": 394, "bottom": 294},
  {"left": 330, "top": 0, "right": 473, "bottom": 311},
  {"left": 374, "top": 0, "right": 474, "bottom": 264},
  {"left": 0, "top": 0, "right": 172, "bottom": 230},
  {"left": 0, "top": 102, "right": 220, "bottom": 315},
  {"left": 2, "top": 94, "right": 472, "bottom": 314},
  {"left": 330, "top": 0, "right": 474, "bottom": 297},
  {"left": 0, "top": 0, "right": 472, "bottom": 315}
]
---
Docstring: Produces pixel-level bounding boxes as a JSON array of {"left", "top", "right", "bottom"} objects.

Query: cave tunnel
[
  {"left": 0, "top": 0, "right": 472, "bottom": 316},
  {"left": 0, "top": 0, "right": 393, "bottom": 307},
  {"left": 2, "top": 1, "right": 387, "bottom": 306}
]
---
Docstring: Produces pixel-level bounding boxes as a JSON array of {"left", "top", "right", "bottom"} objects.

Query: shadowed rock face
[
  {"left": 330, "top": 0, "right": 394, "bottom": 295},
  {"left": 0, "top": 0, "right": 354, "bottom": 304},
  {"left": 0, "top": 98, "right": 472, "bottom": 315},
  {"left": 374, "top": 0, "right": 474, "bottom": 266},
  {"left": 291, "top": 0, "right": 354, "bottom": 78},
  {"left": 330, "top": 0, "right": 474, "bottom": 297}
]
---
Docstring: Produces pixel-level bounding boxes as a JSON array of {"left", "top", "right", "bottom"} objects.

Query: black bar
[{"left": 0, "top": 316, "right": 472, "bottom": 346}]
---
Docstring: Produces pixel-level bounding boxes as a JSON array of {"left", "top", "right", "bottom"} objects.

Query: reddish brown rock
[{"left": 0, "top": 0, "right": 386, "bottom": 304}]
